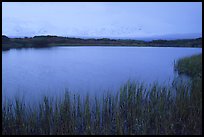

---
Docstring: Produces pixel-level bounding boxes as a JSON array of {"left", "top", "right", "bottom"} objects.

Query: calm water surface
[{"left": 2, "top": 46, "right": 202, "bottom": 102}]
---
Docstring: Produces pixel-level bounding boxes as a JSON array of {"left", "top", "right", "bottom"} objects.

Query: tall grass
[
  {"left": 2, "top": 54, "right": 202, "bottom": 135},
  {"left": 2, "top": 81, "right": 201, "bottom": 135},
  {"left": 174, "top": 53, "right": 202, "bottom": 78}
]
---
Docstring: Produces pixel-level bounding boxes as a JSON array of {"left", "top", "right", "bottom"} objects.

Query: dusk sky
[{"left": 2, "top": 2, "right": 202, "bottom": 39}]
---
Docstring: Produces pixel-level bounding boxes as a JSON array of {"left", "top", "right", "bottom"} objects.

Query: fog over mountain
[{"left": 3, "top": 2, "right": 202, "bottom": 40}]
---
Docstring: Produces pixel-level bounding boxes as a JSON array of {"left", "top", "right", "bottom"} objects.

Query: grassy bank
[
  {"left": 2, "top": 54, "right": 202, "bottom": 135},
  {"left": 175, "top": 54, "right": 202, "bottom": 78}
]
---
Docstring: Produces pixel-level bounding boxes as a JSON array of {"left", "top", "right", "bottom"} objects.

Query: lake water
[{"left": 2, "top": 46, "right": 202, "bottom": 102}]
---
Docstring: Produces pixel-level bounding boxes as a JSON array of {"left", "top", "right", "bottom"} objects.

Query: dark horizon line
[{"left": 2, "top": 34, "right": 202, "bottom": 41}]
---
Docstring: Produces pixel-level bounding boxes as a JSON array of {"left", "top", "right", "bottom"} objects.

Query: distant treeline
[{"left": 2, "top": 35, "right": 202, "bottom": 50}]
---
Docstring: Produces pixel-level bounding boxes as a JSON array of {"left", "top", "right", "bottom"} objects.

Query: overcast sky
[{"left": 2, "top": 2, "right": 202, "bottom": 38}]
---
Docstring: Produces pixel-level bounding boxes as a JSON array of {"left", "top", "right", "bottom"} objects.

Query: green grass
[
  {"left": 175, "top": 54, "right": 202, "bottom": 78},
  {"left": 2, "top": 54, "right": 202, "bottom": 135}
]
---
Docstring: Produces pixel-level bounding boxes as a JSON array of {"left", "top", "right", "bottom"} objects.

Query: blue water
[{"left": 2, "top": 46, "right": 202, "bottom": 102}]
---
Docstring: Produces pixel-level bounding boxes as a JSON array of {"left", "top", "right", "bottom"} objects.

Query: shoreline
[
  {"left": 2, "top": 44, "right": 202, "bottom": 51},
  {"left": 2, "top": 35, "right": 202, "bottom": 51}
]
